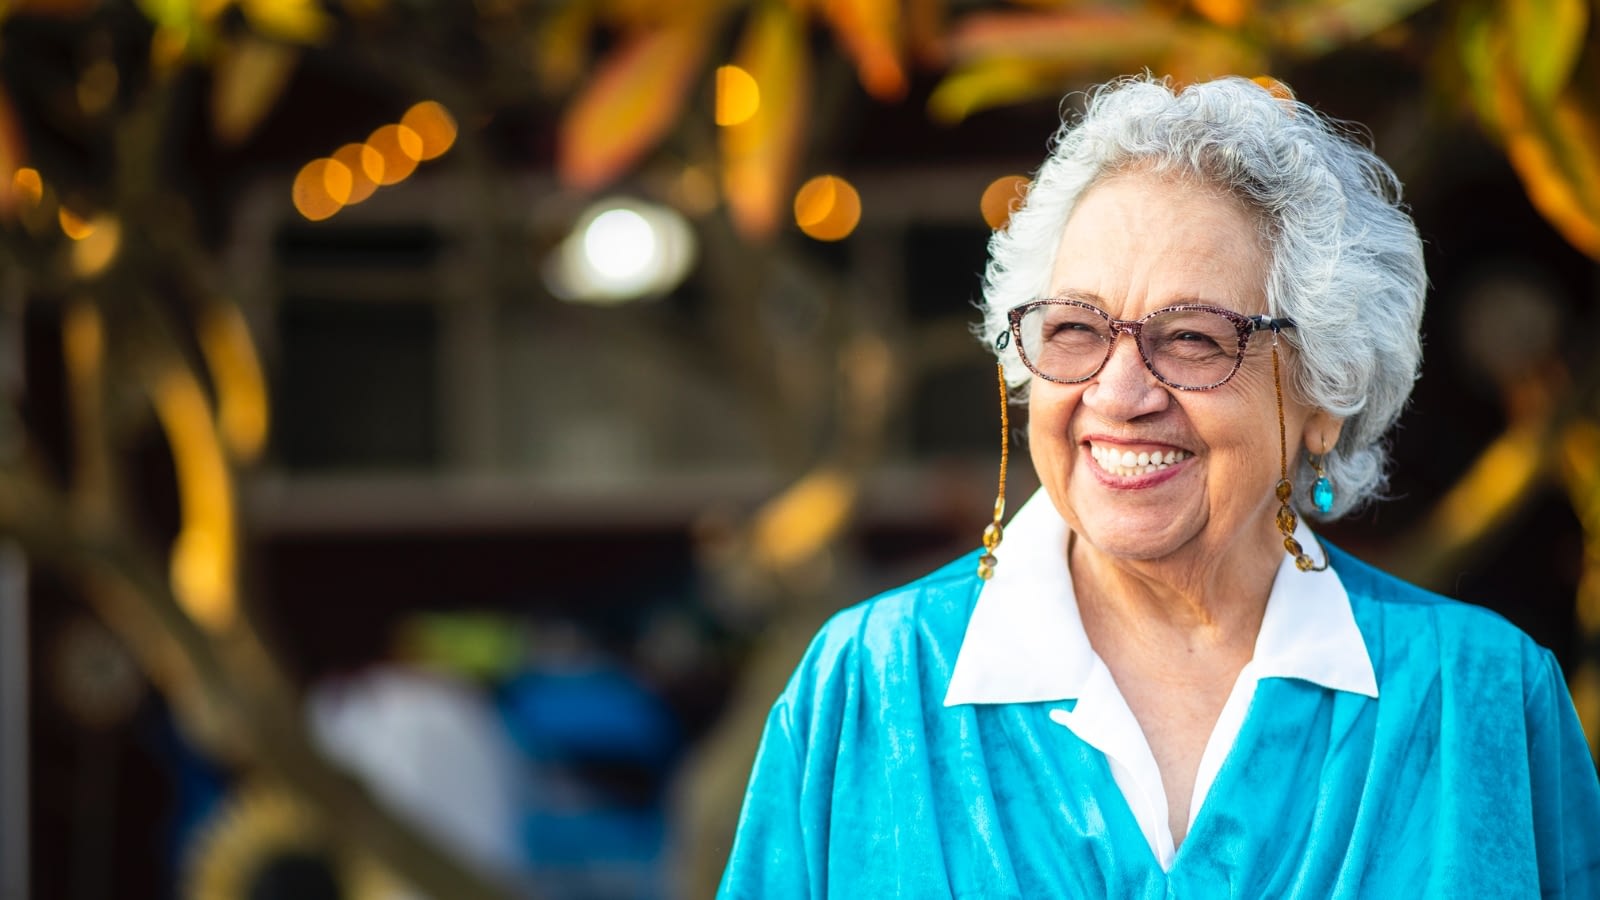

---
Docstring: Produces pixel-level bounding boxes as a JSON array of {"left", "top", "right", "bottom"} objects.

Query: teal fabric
[{"left": 718, "top": 545, "right": 1600, "bottom": 898}]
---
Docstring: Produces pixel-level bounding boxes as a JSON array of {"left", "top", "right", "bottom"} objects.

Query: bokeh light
[
  {"left": 58, "top": 207, "right": 95, "bottom": 239},
  {"left": 13, "top": 167, "right": 43, "bottom": 207},
  {"left": 715, "top": 65, "right": 761, "bottom": 127},
  {"left": 794, "top": 175, "right": 861, "bottom": 242},
  {"left": 546, "top": 197, "right": 698, "bottom": 304},
  {"left": 364, "top": 124, "right": 422, "bottom": 186},
  {"left": 332, "top": 143, "right": 381, "bottom": 205},
  {"left": 71, "top": 215, "right": 121, "bottom": 277},
  {"left": 292, "top": 158, "right": 350, "bottom": 221},
  {"left": 980, "top": 174, "right": 1030, "bottom": 231},
  {"left": 400, "top": 101, "right": 458, "bottom": 161},
  {"left": 583, "top": 207, "right": 657, "bottom": 285}
]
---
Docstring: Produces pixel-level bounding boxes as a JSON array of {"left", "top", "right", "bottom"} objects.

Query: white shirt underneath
[{"left": 943, "top": 489, "right": 1378, "bottom": 870}]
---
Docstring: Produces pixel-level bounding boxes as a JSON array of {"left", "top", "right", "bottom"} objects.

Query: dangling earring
[
  {"left": 978, "top": 341, "right": 1010, "bottom": 580},
  {"left": 1308, "top": 440, "right": 1335, "bottom": 515},
  {"left": 1269, "top": 330, "right": 1328, "bottom": 573}
]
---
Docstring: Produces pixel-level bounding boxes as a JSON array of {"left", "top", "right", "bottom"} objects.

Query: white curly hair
[{"left": 979, "top": 75, "right": 1427, "bottom": 520}]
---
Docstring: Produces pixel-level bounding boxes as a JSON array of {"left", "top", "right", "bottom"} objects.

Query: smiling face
[{"left": 1028, "top": 171, "right": 1337, "bottom": 572}]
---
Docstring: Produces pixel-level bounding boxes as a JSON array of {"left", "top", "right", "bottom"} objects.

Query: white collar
[{"left": 944, "top": 488, "right": 1378, "bottom": 708}]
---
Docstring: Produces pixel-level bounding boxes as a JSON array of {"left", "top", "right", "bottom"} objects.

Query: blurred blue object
[
  {"left": 498, "top": 659, "right": 683, "bottom": 898},
  {"left": 499, "top": 665, "right": 681, "bottom": 768}
]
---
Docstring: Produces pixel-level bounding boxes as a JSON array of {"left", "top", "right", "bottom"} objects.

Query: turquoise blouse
[{"left": 718, "top": 545, "right": 1600, "bottom": 898}]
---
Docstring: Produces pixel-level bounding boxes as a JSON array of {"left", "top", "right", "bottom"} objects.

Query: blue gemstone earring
[{"left": 1309, "top": 446, "right": 1335, "bottom": 515}]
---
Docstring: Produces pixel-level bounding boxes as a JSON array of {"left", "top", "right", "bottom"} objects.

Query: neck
[{"left": 1068, "top": 521, "right": 1283, "bottom": 663}]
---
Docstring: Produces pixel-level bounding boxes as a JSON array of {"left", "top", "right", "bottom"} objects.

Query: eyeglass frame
[{"left": 1000, "top": 298, "right": 1298, "bottom": 392}]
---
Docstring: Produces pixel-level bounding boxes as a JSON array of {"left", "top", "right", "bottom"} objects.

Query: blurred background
[{"left": 0, "top": 0, "right": 1597, "bottom": 897}]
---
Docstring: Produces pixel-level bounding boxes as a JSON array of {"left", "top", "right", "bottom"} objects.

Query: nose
[{"left": 1082, "top": 329, "right": 1170, "bottom": 421}]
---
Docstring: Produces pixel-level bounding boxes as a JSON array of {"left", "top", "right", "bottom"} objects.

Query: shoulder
[{"left": 1326, "top": 542, "right": 1552, "bottom": 697}]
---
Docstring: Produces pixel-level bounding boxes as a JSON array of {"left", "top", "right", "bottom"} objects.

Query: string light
[
  {"left": 332, "top": 143, "right": 381, "bottom": 205},
  {"left": 363, "top": 124, "right": 421, "bottom": 186},
  {"left": 400, "top": 101, "right": 457, "bottom": 161},
  {"left": 289, "top": 102, "right": 459, "bottom": 221},
  {"left": 292, "top": 159, "right": 347, "bottom": 221},
  {"left": 794, "top": 175, "right": 861, "bottom": 242}
]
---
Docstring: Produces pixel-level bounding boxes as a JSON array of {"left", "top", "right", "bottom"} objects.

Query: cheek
[{"left": 1026, "top": 386, "right": 1080, "bottom": 450}]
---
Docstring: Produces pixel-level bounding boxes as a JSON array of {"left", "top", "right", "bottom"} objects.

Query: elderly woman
[{"left": 717, "top": 76, "right": 1600, "bottom": 897}]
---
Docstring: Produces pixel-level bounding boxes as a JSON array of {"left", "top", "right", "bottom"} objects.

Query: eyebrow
[
  {"left": 1042, "top": 289, "right": 1104, "bottom": 306},
  {"left": 1041, "top": 290, "right": 1233, "bottom": 313}
]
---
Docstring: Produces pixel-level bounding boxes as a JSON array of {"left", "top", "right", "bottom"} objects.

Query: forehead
[{"left": 1047, "top": 172, "right": 1269, "bottom": 314}]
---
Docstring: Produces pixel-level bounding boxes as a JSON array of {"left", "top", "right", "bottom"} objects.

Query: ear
[{"left": 1300, "top": 409, "right": 1344, "bottom": 456}]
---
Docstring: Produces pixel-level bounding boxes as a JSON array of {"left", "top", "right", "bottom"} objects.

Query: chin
[{"left": 1077, "top": 527, "right": 1194, "bottom": 564}]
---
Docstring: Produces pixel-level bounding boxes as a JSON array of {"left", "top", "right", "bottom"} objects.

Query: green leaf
[{"left": 1272, "top": 0, "right": 1438, "bottom": 57}]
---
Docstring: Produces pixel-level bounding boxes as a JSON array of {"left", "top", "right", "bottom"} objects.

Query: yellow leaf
[
  {"left": 533, "top": 0, "right": 593, "bottom": 95},
  {"left": 211, "top": 36, "right": 298, "bottom": 145},
  {"left": 751, "top": 468, "right": 856, "bottom": 571},
  {"left": 199, "top": 303, "right": 270, "bottom": 463},
  {"left": 558, "top": 23, "right": 713, "bottom": 191},
  {"left": 1427, "top": 423, "right": 1544, "bottom": 547},
  {"left": 928, "top": 57, "right": 1057, "bottom": 125},
  {"left": 721, "top": 1, "right": 810, "bottom": 239},
  {"left": 135, "top": 0, "right": 197, "bottom": 31},
  {"left": 150, "top": 366, "right": 238, "bottom": 631},
  {"left": 1502, "top": 0, "right": 1588, "bottom": 103},
  {"left": 820, "top": 0, "right": 906, "bottom": 101},
  {"left": 240, "top": 0, "right": 334, "bottom": 44}
]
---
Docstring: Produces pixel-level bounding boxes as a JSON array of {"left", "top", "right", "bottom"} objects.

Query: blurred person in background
[{"left": 717, "top": 75, "right": 1600, "bottom": 897}]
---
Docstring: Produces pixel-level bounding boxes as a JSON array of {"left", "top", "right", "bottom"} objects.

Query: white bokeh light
[
  {"left": 546, "top": 198, "right": 696, "bottom": 304},
  {"left": 582, "top": 208, "right": 657, "bottom": 286}
]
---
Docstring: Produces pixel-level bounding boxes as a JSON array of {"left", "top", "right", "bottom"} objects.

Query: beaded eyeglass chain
[{"left": 1270, "top": 329, "right": 1329, "bottom": 572}]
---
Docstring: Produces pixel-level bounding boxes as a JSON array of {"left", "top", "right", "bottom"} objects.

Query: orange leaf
[
  {"left": 945, "top": 9, "right": 1182, "bottom": 65},
  {"left": 819, "top": 0, "right": 906, "bottom": 101},
  {"left": 1157, "top": 26, "right": 1263, "bottom": 84},
  {"left": 1458, "top": 0, "right": 1600, "bottom": 260},
  {"left": 558, "top": 24, "right": 712, "bottom": 191},
  {"left": 1192, "top": 0, "right": 1250, "bottom": 29},
  {"left": 1500, "top": 95, "right": 1600, "bottom": 258},
  {"left": 721, "top": 1, "right": 810, "bottom": 240},
  {"left": 905, "top": 0, "right": 947, "bottom": 67}
]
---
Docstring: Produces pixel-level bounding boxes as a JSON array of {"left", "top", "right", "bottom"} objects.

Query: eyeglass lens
[{"left": 1017, "top": 304, "right": 1244, "bottom": 389}]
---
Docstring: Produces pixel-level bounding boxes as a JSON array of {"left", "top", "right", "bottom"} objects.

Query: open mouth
[{"left": 1087, "top": 442, "right": 1192, "bottom": 478}]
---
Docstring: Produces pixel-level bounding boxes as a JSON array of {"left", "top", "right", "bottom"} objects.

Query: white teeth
[{"left": 1088, "top": 443, "right": 1191, "bottom": 477}]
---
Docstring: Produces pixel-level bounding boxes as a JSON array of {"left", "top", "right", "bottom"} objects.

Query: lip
[{"left": 1079, "top": 436, "right": 1193, "bottom": 490}]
